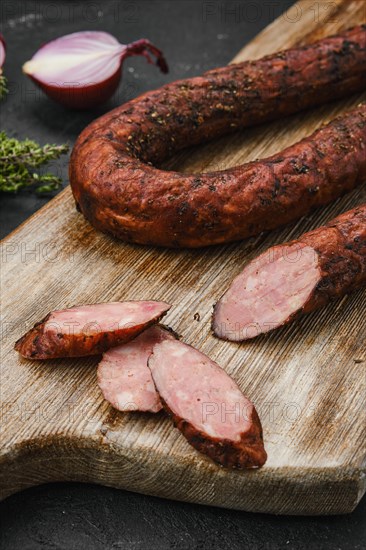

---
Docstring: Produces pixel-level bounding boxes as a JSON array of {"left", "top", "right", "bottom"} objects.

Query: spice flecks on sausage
[
  {"left": 148, "top": 340, "right": 267, "bottom": 469},
  {"left": 15, "top": 301, "right": 171, "bottom": 359},
  {"left": 97, "top": 325, "right": 176, "bottom": 413},
  {"left": 70, "top": 26, "right": 366, "bottom": 247},
  {"left": 213, "top": 205, "right": 366, "bottom": 341}
]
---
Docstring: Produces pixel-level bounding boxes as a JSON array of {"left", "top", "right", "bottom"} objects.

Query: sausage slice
[
  {"left": 15, "top": 301, "right": 171, "bottom": 359},
  {"left": 213, "top": 205, "right": 366, "bottom": 340},
  {"left": 97, "top": 325, "right": 176, "bottom": 413},
  {"left": 148, "top": 340, "right": 267, "bottom": 469}
]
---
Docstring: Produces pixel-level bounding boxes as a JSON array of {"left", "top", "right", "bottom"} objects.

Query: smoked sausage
[
  {"left": 70, "top": 26, "right": 366, "bottom": 248},
  {"left": 148, "top": 339, "right": 267, "bottom": 469},
  {"left": 97, "top": 325, "right": 176, "bottom": 413},
  {"left": 15, "top": 301, "right": 171, "bottom": 359},
  {"left": 213, "top": 205, "right": 366, "bottom": 341}
]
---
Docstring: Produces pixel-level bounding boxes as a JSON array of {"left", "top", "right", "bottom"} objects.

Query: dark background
[{"left": 0, "top": 1, "right": 365, "bottom": 548}]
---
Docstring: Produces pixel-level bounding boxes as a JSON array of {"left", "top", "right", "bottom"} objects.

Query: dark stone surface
[
  {"left": 0, "top": 1, "right": 365, "bottom": 548},
  {"left": 1, "top": 483, "right": 366, "bottom": 550}
]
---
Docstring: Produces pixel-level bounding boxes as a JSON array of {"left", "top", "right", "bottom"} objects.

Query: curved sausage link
[
  {"left": 70, "top": 25, "right": 366, "bottom": 248},
  {"left": 213, "top": 205, "right": 366, "bottom": 341}
]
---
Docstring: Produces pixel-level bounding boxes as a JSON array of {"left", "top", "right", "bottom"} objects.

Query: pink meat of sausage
[
  {"left": 98, "top": 325, "right": 176, "bottom": 413},
  {"left": 149, "top": 340, "right": 267, "bottom": 469},
  {"left": 14, "top": 300, "right": 171, "bottom": 359}
]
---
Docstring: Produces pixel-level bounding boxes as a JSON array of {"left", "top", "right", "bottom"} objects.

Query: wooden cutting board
[{"left": 1, "top": 0, "right": 365, "bottom": 515}]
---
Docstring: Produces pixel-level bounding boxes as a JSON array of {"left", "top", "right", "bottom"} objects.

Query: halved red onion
[
  {"left": 0, "top": 34, "right": 6, "bottom": 68},
  {"left": 22, "top": 31, "right": 168, "bottom": 109}
]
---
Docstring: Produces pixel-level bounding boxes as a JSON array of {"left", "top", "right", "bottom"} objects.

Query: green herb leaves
[{"left": 0, "top": 132, "right": 69, "bottom": 193}]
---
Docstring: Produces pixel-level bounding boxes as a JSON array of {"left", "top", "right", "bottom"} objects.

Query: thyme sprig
[{"left": 0, "top": 131, "right": 69, "bottom": 193}]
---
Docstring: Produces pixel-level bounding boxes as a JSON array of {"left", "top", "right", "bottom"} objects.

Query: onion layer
[
  {"left": 23, "top": 31, "right": 168, "bottom": 109},
  {"left": 0, "top": 34, "right": 5, "bottom": 68}
]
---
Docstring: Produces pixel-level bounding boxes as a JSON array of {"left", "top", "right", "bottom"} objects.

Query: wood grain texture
[{"left": 0, "top": 0, "right": 365, "bottom": 514}]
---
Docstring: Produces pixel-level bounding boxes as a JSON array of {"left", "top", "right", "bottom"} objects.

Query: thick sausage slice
[
  {"left": 213, "top": 205, "right": 366, "bottom": 341},
  {"left": 70, "top": 26, "right": 366, "bottom": 248},
  {"left": 148, "top": 340, "right": 267, "bottom": 469},
  {"left": 97, "top": 325, "right": 176, "bottom": 413},
  {"left": 15, "top": 301, "right": 171, "bottom": 359}
]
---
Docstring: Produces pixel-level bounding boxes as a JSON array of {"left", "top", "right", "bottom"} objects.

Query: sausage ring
[{"left": 70, "top": 25, "right": 366, "bottom": 248}]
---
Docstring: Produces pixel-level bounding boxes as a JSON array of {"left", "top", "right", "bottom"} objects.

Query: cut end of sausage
[
  {"left": 97, "top": 325, "right": 176, "bottom": 413},
  {"left": 213, "top": 243, "right": 321, "bottom": 341},
  {"left": 43, "top": 301, "right": 171, "bottom": 335},
  {"left": 148, "top": 340, "right": 267, "bottom": 469},
  {"left": 15, "top": 300, "right": 171, "bottom": 359}
]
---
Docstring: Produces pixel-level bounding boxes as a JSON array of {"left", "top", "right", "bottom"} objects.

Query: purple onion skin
[
  {"left": 0, "top": 34, "right": 6, "bottom": 67},
  {"left": 26, "top": 37, "right": 168, "bottom": 110},
  {"left": 122, "top": 39, "right": 168, "bottom": 75},
  {"left": 29, "top": 67, "right": 123, "bottom": 110}
]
